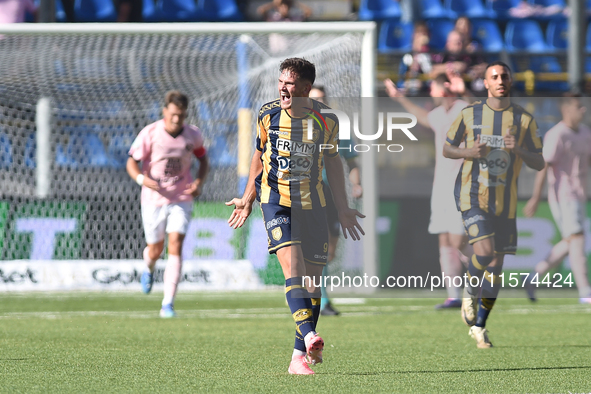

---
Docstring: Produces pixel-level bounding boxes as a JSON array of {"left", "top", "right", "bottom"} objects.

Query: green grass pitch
[{"left": 1, "top": 291, "right": 590, "bottom": 393}]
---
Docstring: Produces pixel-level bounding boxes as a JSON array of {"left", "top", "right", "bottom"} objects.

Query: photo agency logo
[{"left": 305, "top": 107, "right": 418, "bottom": 152}]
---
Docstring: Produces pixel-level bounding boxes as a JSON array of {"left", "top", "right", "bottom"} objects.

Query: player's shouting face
[
  {"left": 484, "top": 64, "right": 512, "bottom": 98},
  {"left": 163, "top": 102, "right": 187, "bottom": 135},
  {"left": 278, "top": 70, "right": 311, "bottom": 111}
]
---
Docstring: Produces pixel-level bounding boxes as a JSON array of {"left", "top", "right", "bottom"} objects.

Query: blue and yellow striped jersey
[
  {"left": 255, "top": 98, "right": 339, "bottom": 209},
  {"left": 445, "top": 101, "right": 543, "bottom": 218}
]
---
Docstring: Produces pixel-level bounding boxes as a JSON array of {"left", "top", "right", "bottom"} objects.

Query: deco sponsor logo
[{"left": 266, "top": 216, "right": 290, "bottom": 230}]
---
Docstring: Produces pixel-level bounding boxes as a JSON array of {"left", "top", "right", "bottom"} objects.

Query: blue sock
[
  {"left": 475, "top": 265, "right": 503, "bottom": 328},
  {"left": 285, "top": 278, "right": 314, "bottom": 351},
  {"left": 467, "top": 254, "right": 493, "bottom": 296}
]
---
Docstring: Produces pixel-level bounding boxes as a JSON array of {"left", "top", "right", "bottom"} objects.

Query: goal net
[{"left": 0, "top": 23, "right": 375, "bottom": 288}]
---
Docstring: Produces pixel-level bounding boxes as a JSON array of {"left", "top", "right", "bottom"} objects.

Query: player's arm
[
  {"left": 346, "top": 159, "right": 363, "bottom": 199},
  {"left": 226, "top": 150, "right": 262, "bottom": 229},
  {"left": 383, "top": 79, "right": 431, "bottom": 128},
  {"left": 185, "top": 152, "right": 210, "bottom": 197},
  {"left": 325, "top": 154, "right": 365, "bottom": 240},
  {"left": 504, "top": 123, "right": 545, "bottom": 171},
  {"left": 126, "top": 156, "right": 159, "bottom": 190},
  {"left": 443, "top": 113, "right": 487, "bottom": 159},
  {"left": 523, "top": 163, "right": 548, "bottom": 217}
]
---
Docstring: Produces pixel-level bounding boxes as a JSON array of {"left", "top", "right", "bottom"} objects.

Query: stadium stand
[
  {"left": 196, "top": 0, "right": 243, "bottom": 21},
  {"left": 444, "top": 0, "right": 494, "bottom": 19},
  {"left": 420, "top": 0, "right": 451, "bottom": 19},
  {"left": 73, "top": 0, "right": 117, "bottom": 22},
  {"left": 485, "top": 0, "right": 521, "bottom": 20},
  {"left": 378, "top": 20, "right": 413, "bottom": 53},
  {"left": 358, "top": 0, "right": 402, "bottom": 21},
  {"left": 471, "top": 19, "right": 504, "bottom": 52},
  {"left": 546, "top": 18, "right": 568, "bottom": 51},
  {"left": 504, "top": 19, "right": 548, "bottom": 52},
  {"left": 427, "top": 19, "right": 455, "bottom": 50},
  {"left": 155, "top": 0, "right": 199, "bottom": 22}
]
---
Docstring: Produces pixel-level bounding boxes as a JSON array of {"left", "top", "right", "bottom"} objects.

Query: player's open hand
[
  {"left": 142, "top": 172, "right": 160, "bottom": 191},
  {"left": 383, "top": 78, "right": 405, "bottom": 99},
  {"left": 470, "top": 135, "right": 487, "bottom": 158},
  {"left": 338, "top": 208, "right": 366, "bottom": 241},
  {"left": 225, "top": 198, "right": 252, "bottom": 229},
  {"left": 184, "top": 180, "right": 203, "bottom": 197},
  {"left": 523, "top": 197, "right": 539, "bottom": 218}
]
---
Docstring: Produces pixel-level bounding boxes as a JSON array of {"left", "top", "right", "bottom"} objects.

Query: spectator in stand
[
  {"left": 257, "top": 0, "right": 312, "bottom": 22},
  {"left": 0, "top": 0, "right": 37, "bottom": 24},
  {"left": 398, "top": 22, "right": 432, "bottom": 93},
  {"left": 431, "top": 30, "right": 487, "bottom": 92},
  {"left": 454, "top": 17, "right": 480, "bottom": 53},
  {"left": 116, "top": 0, "right": 142, "bottom": 22}
]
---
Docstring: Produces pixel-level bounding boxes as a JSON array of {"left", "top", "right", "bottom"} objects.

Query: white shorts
[
  {"left": 141, "top": 201, "right": 193, "bottom": 244},
  {"left": 428, "top": 186, "right": 465, "bottom": 235},
  {"left": 549, "top": 198, "right": 586, "bottom": 238}
]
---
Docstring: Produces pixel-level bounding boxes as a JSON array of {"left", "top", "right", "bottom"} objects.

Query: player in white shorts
[
  {"left": 385, "top": 72, "right": 471, "bottom": 308},
  {"left": 523, "top": 95, "right": 591, "bottom": 304},
  {"left": 127, "top": 90, "right": 209, "bottom": 317}
]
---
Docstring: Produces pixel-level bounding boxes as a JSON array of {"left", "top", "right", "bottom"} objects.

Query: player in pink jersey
[
  {"left": 523, "top": 95, "right": 591, "bottom": 304},
  {"left": 127, "top": 91, "right": 209, "bottom": 317},
  {"left": 384, "top": 72, "right": 472, "bottom": 309}
]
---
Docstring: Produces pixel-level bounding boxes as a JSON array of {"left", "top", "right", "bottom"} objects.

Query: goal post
[{"left": 0, "top": 22, "right": 377, "bottom": 289}]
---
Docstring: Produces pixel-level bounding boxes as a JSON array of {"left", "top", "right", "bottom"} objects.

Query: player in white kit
[
  {"left": 384, "top": 73, "right": 471, "bottom": 308},
  {"left": 127, "top": 91, "right": 209, "bottom": 317},
  {"left": 523, "top": 95, "right": 591, "bottom": 304}
]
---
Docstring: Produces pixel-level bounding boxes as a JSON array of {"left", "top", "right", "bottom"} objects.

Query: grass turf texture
[{"left": 1, "top": 291, "right": 590, "bottom": 393}]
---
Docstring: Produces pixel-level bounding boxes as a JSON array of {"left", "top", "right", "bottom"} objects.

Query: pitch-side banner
[{"left": 0, "top": 260, "right": 263, "bottom": 292}]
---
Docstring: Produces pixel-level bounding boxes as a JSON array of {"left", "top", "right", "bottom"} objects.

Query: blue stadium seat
[
  {"left": 196, "top": 0, "right": 243, "bottom": 21},
  {"left": 56, "top": 130, "right": 110, "bottom": 168},
  {"left": 108, "top": 133, "right": 136, "bottom": 169},
  {"left": 420, "top": 0, "right": 450, "bottom": 19},
  {"left": 0, "top": 132, "right": 12, "bottom": 169},
  {"left": 208, "top": 135, "right": 236, "bottom": 167},
  {"left": 445, "top": 0, "right": 493, "bottom": 18},
  {"left": 427, "top": 19, "right": 455, "bottom": 51},
  {"left": 143, "top": 0, "right": 157, "bottom": 22},
  {"left": 471, "top": 19, "right": 504, "bottom": 52},
  {"left": 528, "top": 0, "right": 565, "bottom": 6},
  {"left": 529, "top": 56, "right": 569, "bottom": 90},
  {"left": 505, "top": 20, "right": 548, "bottom": 53},
  {"left": 25, "top": 133, "right": 36, "bottom": 168},
  {"left": 587, "top": 24, "right": 591, "bottom": 52},
  {"left": 358, "top": 0, "right": 402, "bottom": 21},
  {"left": 155, "top": 0, "right": 198, "bottom": 22},
  {"left": 546, "top": 19, "right": 568, "bottom": 51},
  {"left": 485, "top": 0, "right": 520, "bottom": 20},
  {"left": 74, "top": 0, "right": 117, "bottom": 22},
  {"left": 378, "top": 20, "right": 413, "bottom": 54},
  {"left": 586, "top": 57, "right": 591, "bottom": 73}
]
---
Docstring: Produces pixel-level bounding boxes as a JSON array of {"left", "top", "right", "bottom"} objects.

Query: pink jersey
[
  {"left": 543, "top": 121, "right": 591, "bottom": 203},
  {"left": 427, "top": 99, "right": 468, "bottom": 192},
  {"left": 0, "top": 0, "right": 36, "bottom": 23},
  {"left": 129, "top": 119, "right": 206, "bottom": 206}
]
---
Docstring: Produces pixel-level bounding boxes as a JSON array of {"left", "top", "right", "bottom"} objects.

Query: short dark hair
[
  {"left": 562, "top": 92, "right": 582, "bottom": 107},
  {"left": 280, "top": 58, "right": 316, "bottom": 84},
  {"left": 484, "top": 61, "right": 512, "bottom": 76},
  {"left": 164, "top": 90, "right": 189, "bottom": 110}
]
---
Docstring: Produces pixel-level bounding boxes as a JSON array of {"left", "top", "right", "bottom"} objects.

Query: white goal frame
[{"left": 0, "top": 22, "right": 378, "bottom": 286}]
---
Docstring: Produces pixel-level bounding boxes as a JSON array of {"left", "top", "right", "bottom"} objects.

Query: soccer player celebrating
[
  {"left": 384, "top": 72, "right": 471, "bottom": 309},
  {"left": 226, "top": 58, "right": 364, "bottom": 374},
  {"left": 523, "top": 95, "right": 591, "bottom": 304},
  {"left": 309, "top": 85, "right": 363, "bottom": 316},
  {"left": 443, "top": 62, "right": 545, "bottom": 348},
  {"left": 127, "top": 91, "right": 209, "bottom": 318}
]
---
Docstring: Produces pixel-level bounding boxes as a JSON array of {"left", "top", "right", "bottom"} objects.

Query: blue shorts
[
  {"left": 260, "top": 203, "right": 329, "bottom": 266},
  {"left": 461, "top": 207, "right": 517, "bottom": 255}
]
